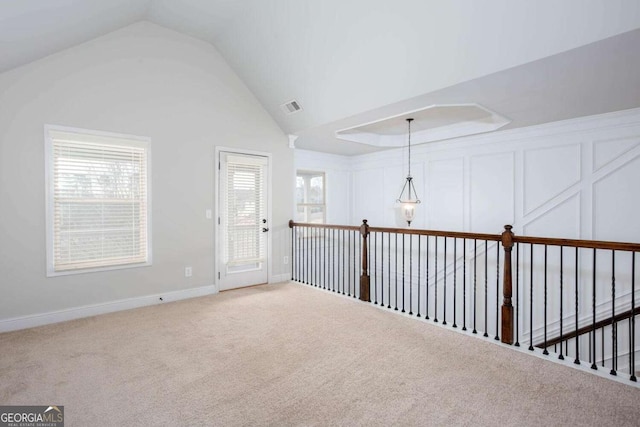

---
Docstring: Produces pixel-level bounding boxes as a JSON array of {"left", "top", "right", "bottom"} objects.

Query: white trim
[
  {"left": 270, "top": 273, "right": 290, "bottom": 284},
  {"left": 0, "top": 285, "right": 217, "bottom": 333},
  {"left": 44, "top": 124, "right": 153, "bottom": 276},
  {"left": 214, "top": 146, "right": 273, "bottom": 289}
]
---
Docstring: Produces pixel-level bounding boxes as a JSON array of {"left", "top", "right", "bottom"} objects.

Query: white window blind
[
  {"left": 223, "top": 155, "right": 266, "bottom": 266},
  {"left": 46, "top": 127, "right": 150, "bottom": 274}
]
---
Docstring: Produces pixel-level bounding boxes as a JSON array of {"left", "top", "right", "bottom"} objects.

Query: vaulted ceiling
[{"left": 2, "top": 0, "right": 640, "bottom": 155}]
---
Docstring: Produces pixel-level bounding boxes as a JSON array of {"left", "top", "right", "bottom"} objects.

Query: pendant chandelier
[{"left": 396, "top": 118, "right": 421, "bottom": 226}]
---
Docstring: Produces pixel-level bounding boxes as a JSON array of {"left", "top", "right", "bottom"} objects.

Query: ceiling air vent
[{"left": 280, "top": 99, "right": 303, "bottom": 115}]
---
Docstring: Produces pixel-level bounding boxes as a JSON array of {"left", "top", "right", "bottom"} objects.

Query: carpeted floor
[{"left": 1, "top": 282, "right": 639, "bottom": 426}]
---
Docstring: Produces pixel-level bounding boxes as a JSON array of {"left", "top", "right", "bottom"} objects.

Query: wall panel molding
[{"left": 296, "top": 108, "right": 640, "bottom": 244}]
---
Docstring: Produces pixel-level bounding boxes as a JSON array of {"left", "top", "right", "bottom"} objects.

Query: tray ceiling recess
[{"left": 335, "top": 104, "right": 510, "bottom": 148}]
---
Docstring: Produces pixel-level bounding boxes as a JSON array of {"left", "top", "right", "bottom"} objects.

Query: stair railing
[{"left": 289, "top": 219, "right": 640, "bottom": 383}]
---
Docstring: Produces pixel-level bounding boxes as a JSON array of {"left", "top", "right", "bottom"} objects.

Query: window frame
[
  {"left": 44, "top": 124, "right": 152, "bottom": 277},
  {"left": 295, "top": 170, "right": 326, "bottom": 224}
]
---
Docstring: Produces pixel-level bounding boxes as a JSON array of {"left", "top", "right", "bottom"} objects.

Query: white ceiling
[{"left": 1, "top": 0, "right": 640, "bottom": 155}]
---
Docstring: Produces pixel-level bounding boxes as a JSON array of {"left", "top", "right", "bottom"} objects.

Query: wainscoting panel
[
  {"left": 593, "top": 135, "right": 640, "bottom": 173},
  {"left": 523, "top": 144, "right": 581, "bottom": 216},
  {"left": 427, "top": 158, "right": 464, "bottom": 231},
  {"left": 592, "top": 148, "right": 640, "bottom": 242},
  {"left": 469, "top": 152, "right": 515, "bottom": 233},
  {"left": 522, "top": 193, "right": 581, "bottom": 239}
]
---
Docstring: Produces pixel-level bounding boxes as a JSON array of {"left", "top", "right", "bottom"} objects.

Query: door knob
[{"left": 262, "top": 227, "right": 269, "bottom": 232}]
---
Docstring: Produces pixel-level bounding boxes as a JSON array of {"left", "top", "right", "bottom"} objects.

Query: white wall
[
  {"left": 295, "top": 108, "right": 640, "bottom": 240},
  {"left": 294, "top": 108, "right": 640, "bottom": 371},
  {"left": 0, "top": 22, "right": 293, "bottom": 326},
  {"left": 344, "top": 108, "right": 640, "bottom": 244},
  {"left": 294, "top": 150, "right": 351, "bottom": 225}
]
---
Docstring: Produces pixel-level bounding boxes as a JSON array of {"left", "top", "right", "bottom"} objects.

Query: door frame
[{"left": 214, "top": 146, "right": 273, "bottom": 291}]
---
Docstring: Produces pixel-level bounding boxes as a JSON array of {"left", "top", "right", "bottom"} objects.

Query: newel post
[
  {"left": 359, "top": 219, "right": 371, "bottom": 302},
  {"left": 501, "top": 225, "right": 514, "bottom": 344}
]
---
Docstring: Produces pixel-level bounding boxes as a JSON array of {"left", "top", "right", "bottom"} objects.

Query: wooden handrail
[
  {"left": 537, "top": 307, "right": 640, "bottom": 349},
  {"left": 513, "top": 235, "right": 640, "bottom": 252},
  {"left": 289, "top": 220, "right": 640, "bottom": 251},
  {"left": 289, "top": 220, "right": 501, "bottom": 241},
  {"left": 289, "top": 220, "right": 359, "bottom": 231}
]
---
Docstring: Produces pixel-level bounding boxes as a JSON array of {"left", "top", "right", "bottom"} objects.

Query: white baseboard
[
  {"left": 0, "top": 284, "right": 218, "bottom": 333},
  {"left": 270, "top": 273, "right": 291, "bottom": 284}
]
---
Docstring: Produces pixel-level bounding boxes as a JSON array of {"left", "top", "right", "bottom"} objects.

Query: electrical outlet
[
  {"left": 284, "top": 256, "right": 289, "bottom": 265},
  {"left": 185, "top": 266, "right": 192, "bottom": 277},
  {"left": 206, "top": 209, "right": 212, "bottom": 219}
]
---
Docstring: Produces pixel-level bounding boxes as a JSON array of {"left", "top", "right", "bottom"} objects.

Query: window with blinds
[
  {"left": 222, "top": 154, "right": 267, "bottom": 268},
  {"left": 45, "top": 126, "right": 151, "bottom": 275},
  {"left": 296, "top": 170, "right": 325, "bottom": 224}
]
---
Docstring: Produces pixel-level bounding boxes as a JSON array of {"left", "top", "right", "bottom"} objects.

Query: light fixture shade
[
  {"left": 401, "top": 200, "right": 417, "bottom": 224},
  {"left": 396, "top": 117, "right": 421, "bottom": 227}
]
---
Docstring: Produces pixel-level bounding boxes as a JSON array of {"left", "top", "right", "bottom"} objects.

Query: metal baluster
[
  {"left": 388, "top": 233, "right": 391, "bottom": 309},
  {"left": 374, "top": 232, "right": 378, "bottom": 304},
  {"left": 417, "top": 236, "right": 421, "bottom": 318},
  {"left": 611, "top": 250, "right": 617, "bottom": 376},
  {"left": 462, "top": 238, "right": 467, "bottom": 331},
  {"left": 297, "top": 226, "right": 301, "bottom": 282},
  {"left": 574, "top": 247, "right": 580, "bottom": 364},
  {"left": 484, "top": 240, "right": 488, "bottom": 337},
  {"left": 395, "top": 233, "right": 399, "bottom": 310},
  {"left": 305, "top": 227, "right": 309, "bottom": 284},
  {"left": 495, "top": 242, "right": 500, "bottom": 340},
  {"left": 322, "top": 228, "right": 325, "bottom": 289},
  {"left": 559, "top": 246, "right": 564, "bottom": 360},
  {"left": 321, "top": 228, "right": 325, "bottom": 290},
  {"left": 591, "top": 249, "right": 597, "bottom": 370},
  {"left": 298, "top": 226, "right": 301, "bottom": 282},
  {"left": 312, "top": 227, "right": 316, "bottom": 287},
  {"left": 341, "top": 230, "right": 345, "bottom": 295},
  {"left": 326, "top": 228, "right": 329, "bottom": 290},
  {"left": 435, "top": 237, "right": 439, "bottom": 323},
  {"left": 380, "top": 232, "right": 384, "bottom": 306},
  {"left": 515, "top": 242, "right": 520, "bottom": 346},
  {"left": 529, "top": 244, "right": 534, "bottom": 351},
  {"left": 632, "top": 252, "right": 637, "bottom": 382},
  {"left": 293, "top": 226, "right": 297, "bottom": 281},
  {"left": 543, "top": 245, "right": 548, "bottom": 355},
  {"left": 357, "top": 230, "right": 361, "bottom": 299},
  {"left": 291, "top": 225, "right": 294, "bottom": 281},
  {"left": 473, "top": 239, "right": 477, "bottom": 334},
  {"left": 409, "top": 234, "right": 413, "bottom": 315},
  {"left": 453, "top": 238, "right": 457, "bottom": 328},
  {"left": 347, "top": 230, "right": 351, "bottom": 296},
  {"left": 426, "top": 236, "right": 430, "bottom": 320},
  {"left": 601, "top": 327, "right": 605, "bottom": 368},
  {"left": 443, "top": 237, "right": 447, "bottom": 325},
  {"left": 353, "top": 230, "right": 357, "bottom": 298},
  {"left": 402, "top": 234, "right": 406, "bottom": 313},
  {"left": 332, "top": 229, "right": 336, "bottom": 292},
  {"left": 587, "top": 331, "right": 598, "bottom": 369}
]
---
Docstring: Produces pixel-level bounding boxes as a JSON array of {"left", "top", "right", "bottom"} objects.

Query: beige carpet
[{"left": 1, "top": 282, "right": 639, "bottom": 426}]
